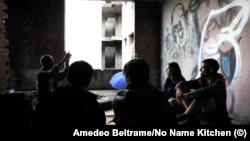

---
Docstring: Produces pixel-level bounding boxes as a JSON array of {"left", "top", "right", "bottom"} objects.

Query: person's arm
[
  {"left": 185, "top": 79, "right": 202, "bottom": 89},
  {"left": 64, "top": 54, "right": 70, "bottom": 73},
  {"left": 54, "top": 53, "right": 71, "bottom": 82},
  {"left": 184, "top": 79, "right": 226, "bottom": 101},
  {"left": 176, "top": 88, "right": 190, "bottom": 109},
  {"left": 163, "top": 78, "right": 172, "bottom": 99},
  {"left": 51, "top": 52, "right": 71, "bottom": 90},
  {"left": 55, "top": 52, "right": 71, "bottom": 69}
]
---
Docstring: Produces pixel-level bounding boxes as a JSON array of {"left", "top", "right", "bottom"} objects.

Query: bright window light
[{"left": 65, "top": 0, "right": 104, "bottom": 69}]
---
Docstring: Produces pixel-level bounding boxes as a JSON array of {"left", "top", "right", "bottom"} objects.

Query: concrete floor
[
  {"left": 90, "top": 90, "right": 117, "bottom": 125},
  {"left": 89, "top": 90, "right": 249, "bottom": 125}
]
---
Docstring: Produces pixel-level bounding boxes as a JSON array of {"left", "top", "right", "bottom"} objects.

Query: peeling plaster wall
[{"left": 162, "top": 0, "right": 250, "bottom": 124}]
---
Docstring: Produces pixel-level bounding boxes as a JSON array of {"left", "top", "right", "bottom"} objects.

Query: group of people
[
  {"left": 34, "top": 52, "right": 106, "bottom": 138},
  {"left": 112, "top": 58, "right": 230, "bottom": 126},
  {"left": 162, "top": 59, "right": 231, "bottom": 125},
  {"left": 36, "top": 53, "right": 230, "bottom": 129},
  {"left": 3, "top": 52, "right": 230, "bottom": 138}
]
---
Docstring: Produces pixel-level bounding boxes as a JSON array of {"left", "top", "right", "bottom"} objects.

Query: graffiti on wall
[
  {"left": 198, "top": 0, "right": 250, "bottom": 112},
  {"left": 199, "top": 0, "right": 249, "bottom": 83},
  {"left": 163, "top": 0, "right": 250, "bottom": 113},
  {"left": 163, "top": 2, "right": 200, "bottom": 80}
]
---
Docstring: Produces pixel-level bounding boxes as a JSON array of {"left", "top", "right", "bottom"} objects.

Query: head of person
[
  {"left": 123, "top": 58, "right": 150, "bottom": 84},
  {"left": 166, "top": 62, "right": 183, "bottom": 80},
  {"left": 40, "top": 55, "right": 54, "bottom": 70},
  {"left": 200, "top": 58, "right": 219, "bottom": 78},
  {"left": 67, "top": 60, "right": 93, "bottom": 88}
]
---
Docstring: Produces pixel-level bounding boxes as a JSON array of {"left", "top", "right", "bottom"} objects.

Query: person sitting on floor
[
  {"left": 163, "top": 61, "right": 186, "bottom": 115},
  {"left": 113, "top": 58, "right": 178, "bottom": 126},
  {"left": 176, "top": 58, "right": 231, "bottom": 125}
]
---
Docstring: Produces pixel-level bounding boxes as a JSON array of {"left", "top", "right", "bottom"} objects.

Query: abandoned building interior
[{"left": 1, "top": 0, "right": 250, "bottom": 135}]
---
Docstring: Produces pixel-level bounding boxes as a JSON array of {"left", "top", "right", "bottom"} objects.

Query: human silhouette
[
  {"left": 36, "top": 52, "right": 71, "bottom": 102},
  {"left": 34, "top": 60, "right": 106, "bottom": 138},
  {"left": 113, "top": 58, "right": 178, "bottom": 126}
]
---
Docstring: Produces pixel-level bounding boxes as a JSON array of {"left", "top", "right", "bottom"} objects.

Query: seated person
[
  {"left": 113, "top": 58, "right": 178, "bottom": 126},
  {"left": 34, "top": 60, "right": 106, "bottom": 138},
  {"left": 163, "top": 62, "right": 186, "bottom": 115},
  {"left": 176, "top": 59, "right": 231, "bottom": 125}
]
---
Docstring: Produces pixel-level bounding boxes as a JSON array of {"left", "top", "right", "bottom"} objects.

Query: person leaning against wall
[
  {"left": 163, "top": 61, "right": 186, "bottom": 115},
  {"left": 175, "top": 58, "right": 231, "bottom": 125}
]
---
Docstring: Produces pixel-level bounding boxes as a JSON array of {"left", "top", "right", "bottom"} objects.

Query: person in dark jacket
[
  {"left": 163, "top": 62, "right": 186, "bottom": 114},
  {"left": 176, "top": 58, "right": 231, "bottom": 125},
  {"left": 35, "top": 60, "right": 106, "bottom": 138},
  {"left": 113, "top": 58, "right": 178, "bottom": 126}
]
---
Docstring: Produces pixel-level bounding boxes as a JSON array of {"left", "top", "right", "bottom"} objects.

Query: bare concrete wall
[
  {"left": 5, "top": 0, "right": 65, "bottom": 90},
  {"left": 0, "top": 0, "right": 9, "bottom": 93},
  {"left": 135, "top": 1, "right": 162, "bottom": 88},
  {"left": 162, "top": 0, "right": 250, "bottom": 124}
]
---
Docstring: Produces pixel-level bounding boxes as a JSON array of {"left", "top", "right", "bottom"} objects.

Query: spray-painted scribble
[
  {"left": 163, "top": 2, "right": 199, "bottom": 80},
  {"left": 165, "top": 3, "right": 188, "bottom": 62}
]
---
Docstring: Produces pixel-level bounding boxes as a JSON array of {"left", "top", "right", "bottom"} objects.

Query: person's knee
[
  {"left": 168, "top": 98, "right": 185, "bottom": 114},
  {"left": 168, "top": 98, "right": 178, "bottom": 107}
]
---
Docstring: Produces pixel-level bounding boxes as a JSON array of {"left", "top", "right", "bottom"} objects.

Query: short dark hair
[
  {"left": 40, "top": 55, "right": 53, "bottom": 66},
  {"left": 123, "top": 58, "right": 150, "bottom": 83},
  {"left": 67, "top": 60, "right": 93, "bottom": 87},
  {"left": 202, "top": 58, "right": 220, "bottom": 73}
]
